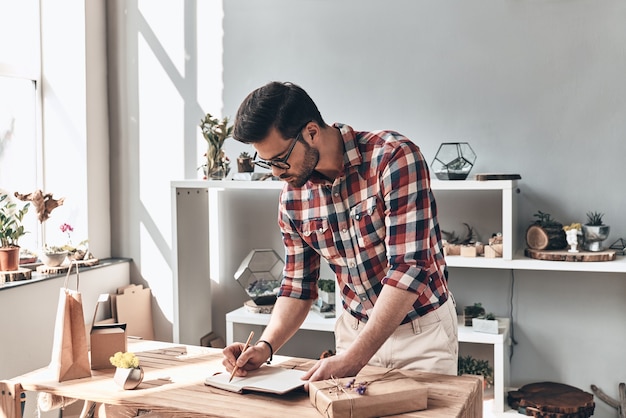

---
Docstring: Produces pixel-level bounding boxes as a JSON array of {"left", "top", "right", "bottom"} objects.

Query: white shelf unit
[{"left": 171, "top": 178, "right": 625, "bottom": 416}]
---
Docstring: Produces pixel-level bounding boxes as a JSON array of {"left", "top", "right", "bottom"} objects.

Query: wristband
[{"left": 257, "top": 340, "right": 273, "bottom": 364}]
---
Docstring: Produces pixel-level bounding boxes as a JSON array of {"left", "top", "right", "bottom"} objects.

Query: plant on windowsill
[
  {"left": 458, "top": 355, "right": 494, "bottom": 389},
  {"left": 0, "top": 192, "right": 31, "bottom": 271},
  {"left": 110, "top": 351, "right": 144, "bottom": 390},
  {"left": 582, "top": 211, "right": 610, "bottom": 252},
  {"left": 318, "top": 279, "right": 336, "bottom": 305}
]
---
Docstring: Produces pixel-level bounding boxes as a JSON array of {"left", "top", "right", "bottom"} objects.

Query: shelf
[
  {"left": 171, "top": 178, "right": 518, "bottom": 191},
  {"left": 446, "top": 252, "right": 626, "bottom": 273}
]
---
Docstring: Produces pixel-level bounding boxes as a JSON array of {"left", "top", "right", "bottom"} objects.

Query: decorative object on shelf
[
  {"left": 485, "top": 233, "right": 503, "bottom": 258},
  {"left": 110, "top": 351, "right": 143, "bottom": 390},
  {"left": 608, "top": 238, "right": 626, "bottom": 256},
  {"left": 458, "top": 355, "right": 493, "bottom": 388},
  {"left": 237, "top": 151, "right": 255, "bottom": 173},
  {"left": 472, "top": 313, "right": 499, "bottom": 334},
  {"left": 508, "top": 382, "right": 594, "bottom": 417},
  {"left": 562, "top": 223, "right": 582, "bottom": 253},
  {"left": 526, "top": 210, "right": 567, "bottom": 251},
  {"left": 590, "top": 382, "right": 625, "bottom": 418},
  {"left": 314, "top": 279, "right": 335, "bottom": 318},
  {"left": 525, "top": 247, "right": 616, "bottom": 262},
  {"left": 442, "top": 223, "right": 477, "bottom": 257},
  {"left": 463, "top": 303, "right": 485, "bottom": 326},
  {"left": 234, "top": 249, "right": 283, "bottom": 306},
  {"left": 199, "top": 113, "right": 233, "bottom": 180},
  {"left": 431, "top": 142, "right": 476, "bottom": 180},
  {"left": 0, "top": 192, "right": 31, "bottom": 272},
  {"left": 474, "top": 173, "right": 522, "bottom": 181},
  {"left": 582, "top": 211, "right": 610, "bottom": 252}
]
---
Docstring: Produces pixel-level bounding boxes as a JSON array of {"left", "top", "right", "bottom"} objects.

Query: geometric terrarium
[
  {"left": 431, "top": 142, "right": 477, "bottom": 180},
  {"left": 233, "top": 249, "right": 284, "bottom": 305}
]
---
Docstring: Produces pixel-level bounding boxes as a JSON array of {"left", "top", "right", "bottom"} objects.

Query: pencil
[{"left": 229, "top": 330, "right": 254, "bottom": 382}]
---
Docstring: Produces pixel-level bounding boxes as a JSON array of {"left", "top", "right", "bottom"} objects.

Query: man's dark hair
[{"left": 233, "top": 81, "right": 325, "bottom": 144}]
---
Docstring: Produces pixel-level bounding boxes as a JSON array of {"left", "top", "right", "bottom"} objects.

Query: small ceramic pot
[
  {"left": 40, "top": 251, "right": 68, "bottom": 267},
  {"left": 113, "top": 366, "right": 144, "bottom": 390}
]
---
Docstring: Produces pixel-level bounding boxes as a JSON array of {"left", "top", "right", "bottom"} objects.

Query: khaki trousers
[{"left": 335, "top": 294, "right": 458, "bottom": 375}]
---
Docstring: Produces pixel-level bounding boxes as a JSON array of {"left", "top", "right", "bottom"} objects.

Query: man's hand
[
  {"left": 221, "top": 341, "right": 271, "bottom": 378},
  {"left": 301, "top": 352, "right": 365, "bottom": 390}
]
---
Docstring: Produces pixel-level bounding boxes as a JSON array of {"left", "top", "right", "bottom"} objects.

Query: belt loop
[{"left": 411, "top": 317, "right": 421, "bottom": 335}]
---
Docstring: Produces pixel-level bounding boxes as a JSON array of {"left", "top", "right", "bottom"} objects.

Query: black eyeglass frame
[{"left": 253, "top": 123, "right": 309, "bottom": 170}]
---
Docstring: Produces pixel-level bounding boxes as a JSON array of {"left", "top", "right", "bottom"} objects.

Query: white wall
[{"left": 107, "top": 2, "right": 625, "bottom": 417}]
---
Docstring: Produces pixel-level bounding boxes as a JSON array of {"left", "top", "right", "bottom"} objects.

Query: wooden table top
[{"left": 4, "top": 340, "right": 482, "bottom": 418}]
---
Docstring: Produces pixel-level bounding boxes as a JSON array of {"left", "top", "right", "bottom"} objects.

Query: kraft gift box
[
  {"left": 90, "top": 294, "right": 127, "bottom": 370},
  {"left": 309, "top": 371, "right": 427, "bottom": 418}
]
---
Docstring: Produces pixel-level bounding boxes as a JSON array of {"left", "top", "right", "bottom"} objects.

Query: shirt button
[
  {"left": 342, "top": 228, "right": 348, "bottom": 233},
  {"left": 334, "top": 192, "right": 339, "bottom": 197},
  {"left": 349, "top": 261, "right": 356, "bottom": 268},
  {"left": 318, "top": 228, "right": 324, "bottom": 233},
  {"left": 360, "top": 296, "right": 367, "bottom": 301},
  {"left": 355, "top": 214, "right": 361, "bottom": 220},
  {"left": 304, "top": 231, "right": 311, "bottom": 236}
]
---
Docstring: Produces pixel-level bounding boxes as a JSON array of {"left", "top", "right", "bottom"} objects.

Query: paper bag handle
[{"left": 64, "top": 260, "right": 80, "bottom": 290}]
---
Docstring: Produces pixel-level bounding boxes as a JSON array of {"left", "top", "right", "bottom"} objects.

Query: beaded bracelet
[{"left": 257, "top": 340, "right": 273, "bottom": 364}]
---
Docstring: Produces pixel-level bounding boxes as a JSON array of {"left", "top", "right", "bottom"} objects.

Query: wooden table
[{"left": 1, "top": 340, "right": 482, "bottom": 418}]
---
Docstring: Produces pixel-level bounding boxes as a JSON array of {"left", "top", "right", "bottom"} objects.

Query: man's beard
[{"left": 281, "top": 146, "right": 320, "bottom": 187}]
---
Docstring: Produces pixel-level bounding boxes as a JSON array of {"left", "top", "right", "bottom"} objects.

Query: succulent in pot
[{"left": 582, "top": 211, "right": 610, "bottom": 252}]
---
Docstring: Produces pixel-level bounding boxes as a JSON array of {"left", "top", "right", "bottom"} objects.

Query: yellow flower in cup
[{"left": 109, "top": 351, "right": 139, "bottom": 369}]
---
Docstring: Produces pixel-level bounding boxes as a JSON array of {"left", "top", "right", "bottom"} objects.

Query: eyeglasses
[{"left": 253, "top": 126, "right": 306, "bottom": 170}]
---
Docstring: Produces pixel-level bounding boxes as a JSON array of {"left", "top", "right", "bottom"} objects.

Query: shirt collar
[{"left": 333, "top": 123, "right": 362, "bottom": 169}]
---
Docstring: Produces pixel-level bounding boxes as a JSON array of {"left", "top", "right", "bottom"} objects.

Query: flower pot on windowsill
[
  {"left": 40, "top": 251, "right": 68, "bottom": 267},
  {"left": 0, "top": 246, "right": 20, "bottom": 271}
]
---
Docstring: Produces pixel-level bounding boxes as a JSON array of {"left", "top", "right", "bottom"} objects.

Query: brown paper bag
[{"left": 49, "top": 261, "right": 92, "bottom": 382}]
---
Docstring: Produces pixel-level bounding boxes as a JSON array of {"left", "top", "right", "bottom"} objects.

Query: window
[{"left": 0, "top": 0, "right": 42, "bottom": 252}]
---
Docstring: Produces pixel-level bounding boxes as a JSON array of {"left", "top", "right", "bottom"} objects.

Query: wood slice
[
  {"left": 36, "top": 258, "right": 99, "bottom": 274},
  {"left": 0, "top": 267, "right": 32, "bottom": 283},
  {"left": 525, "top": 248, "right": 616, "bottom": 262},
  {"left": 526, "top": 224, "right": 567, "bottom": 250},
  {"left": 508, "top": 381, "right": 594, "bottom": 417}
]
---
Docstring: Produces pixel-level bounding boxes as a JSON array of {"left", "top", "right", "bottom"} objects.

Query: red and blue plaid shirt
[{"left": 277, "top": 123, "right": 449, "bottom": 323}]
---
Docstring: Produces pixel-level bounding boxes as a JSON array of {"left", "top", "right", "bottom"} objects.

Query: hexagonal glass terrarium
[
  {"left": 431, "top": 142, "right": 476, "bottom": 180},
  {"left": 234, "top": 249, "right": 284, "bottom": 305}
]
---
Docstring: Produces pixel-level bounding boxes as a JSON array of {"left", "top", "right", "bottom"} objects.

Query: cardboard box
[
  {"left": 309, "top": 371, "right": 427, "bottom": 418},
  {"left": 484, "top": 243, "right": 503, "bottom": 258},
  {"left": 90, "top": 294, "right": 127, "bottom": 370}
]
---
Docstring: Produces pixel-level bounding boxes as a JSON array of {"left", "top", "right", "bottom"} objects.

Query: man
[{"left": 223, "top": 81, "right": 457, "bottom": 384}]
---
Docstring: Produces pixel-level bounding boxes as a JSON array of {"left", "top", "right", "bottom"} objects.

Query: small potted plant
[
  {"left": 458, "top": 355, "right": 494, "bottom": 388},
  {"left": 463, "top": 302, "right": 485, "bottom": 326},
  {"left": 110, "top": 351, "right": 143, "bottom": 390},
  {"left": 582, "top": 211, "right": 610, "bottom": 252},
  {"left": 0, "top": 192, "right": 31, "bottom": 271},
  {"left": 472, "top": 312, "right": 499, "bottom": 334},
  {"left": 199, "top": 113, "right": 233, "bottom": 180},
  {"left": 237, "top": 151, "right": 255, "bottom": 173},
  {"left": 318, "top": 279, "right": 335, "bottom": 306}
]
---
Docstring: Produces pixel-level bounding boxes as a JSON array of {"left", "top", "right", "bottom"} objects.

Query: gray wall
[{"left": 219, "top": 1, "right": 626, "bottom": 416}]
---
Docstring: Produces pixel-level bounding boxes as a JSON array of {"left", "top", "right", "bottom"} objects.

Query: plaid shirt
[{"left": 277, "top": 123, "right": 449, "bottom": 323}]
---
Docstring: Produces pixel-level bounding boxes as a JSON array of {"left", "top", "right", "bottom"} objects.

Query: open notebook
[{"left": 204, "top": 366, "right": 307, "bottom": 394}]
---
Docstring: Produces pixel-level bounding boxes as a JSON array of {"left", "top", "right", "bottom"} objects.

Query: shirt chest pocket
[
  {"left": 350, "top": 196, "right": 385, "bottom": 248},
  {"left": 301, "top": 218, "right": 341, "bottom": 261}
]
